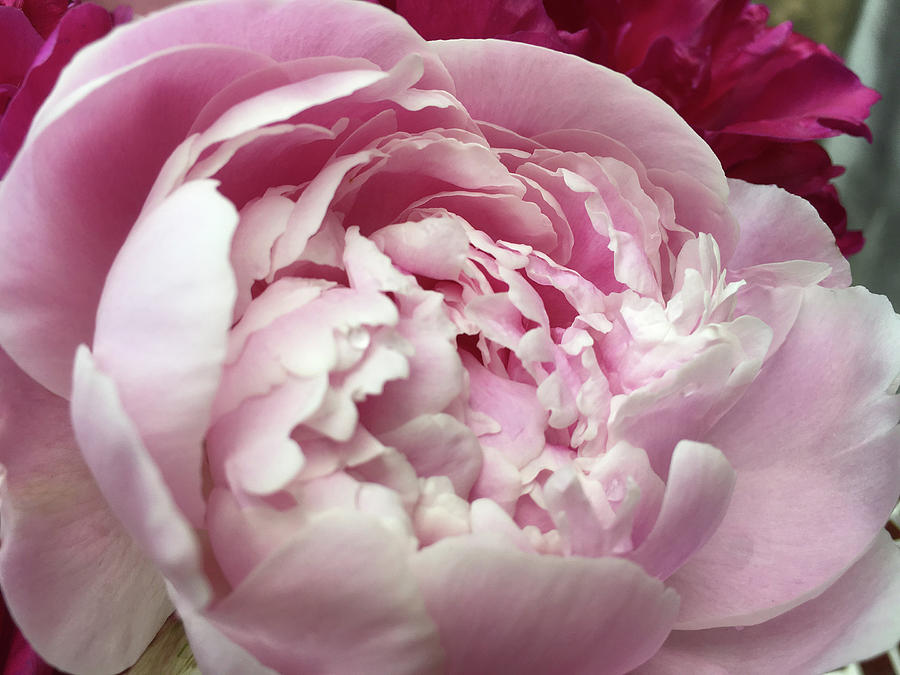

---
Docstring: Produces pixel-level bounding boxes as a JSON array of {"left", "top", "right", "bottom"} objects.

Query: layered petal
[{"left": 432, "top": 38, "right": 729, "bottom": 217}]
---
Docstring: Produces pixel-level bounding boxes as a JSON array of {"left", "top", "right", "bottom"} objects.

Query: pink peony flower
[
  {"left": 0, "top": 0, "right": 897, "bottom": 672},
  {"left": 382, "top": 0, "right": 880, "bottom": 256},
  {"left": 0, "top": 0, "right": 130, "bottom": 178}
]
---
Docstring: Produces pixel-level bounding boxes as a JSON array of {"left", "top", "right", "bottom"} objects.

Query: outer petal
[
  {"left": 638, "top": 532, "right": 900, "bottom": 675},
  {"left": 0, "top": 349, "right": 170, "bottom": 674},
  {"left": 0, "top": 44, "right": 273, "bottom": 397},
  {"left": 206, "top": 511, "right": 446, "bottom": 675},
  {"left": 70, "top": 346, "right": 211, "bottom": 609},
  {"left": 726, "top": 179, "right": 850, "bottom": 287},
  {"left": 672, "top": 285, "right": 900, "bottom": 627},
  {"left": 92, "top": 180, "right": 238, "bottom": 525},
  {"left": 411, "top": 537, "right": 680, "bottom": 674}
]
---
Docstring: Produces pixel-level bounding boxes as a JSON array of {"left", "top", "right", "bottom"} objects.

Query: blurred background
[{"left": 768, "top": 0, "right": 899, "bottom": 310}]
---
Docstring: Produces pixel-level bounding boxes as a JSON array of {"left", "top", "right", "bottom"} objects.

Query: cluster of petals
[
  {"left": 383, "top": 0, "right": 880, "bottom": 255},
  {"left": 0, "top": 1, "right": 897, "bottom": 674}
]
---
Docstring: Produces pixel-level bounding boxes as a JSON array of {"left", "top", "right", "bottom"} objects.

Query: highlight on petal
[
  {"left": 38, "top": 0, "right": 452, "bottom": 123},
  {"left": 70, "top": 346, "right": 211, "bottom": 609},
  {"left": 92, "top": 179, "right": 239, "bottom": 526}
]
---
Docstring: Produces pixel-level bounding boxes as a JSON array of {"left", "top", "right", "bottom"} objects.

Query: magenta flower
[
  {"left": 0, "top": 594, "right": 56, "bottom": 675},
  {"left": 0, "top": 0, "right": 129, "bottom": 177},
  {"left": 383, "top": 0, "right": 879, "bottom": 255}
]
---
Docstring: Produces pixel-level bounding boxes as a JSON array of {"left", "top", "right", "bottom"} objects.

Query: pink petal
[
  {"left": 92, "top": 180, "right": 238, "bottom": 526},
  {"left": 672, "top": 285, "right": 900, "bottom": 627},
  {"left": 70, "top": 346, "right": 211, "bottom": 609},
  {"left": 626, "top": 441, "right": 735, "bottom": 579},
  {"left": 726, "top": 179, "right": 850, "bottom": 287},
  {"left": 0, "top": 349, "right": 170, "bottom": 674},
  {"left": 411, "top": 538, "right": 679, "bottom": 674},
  {"left": 0, "top": 44, "right": 272, "bottom": 397},
  {"left": 639, "top": 532, "right": 900, "bottom": 674},
  {"left": 379, "top": 414, "right": 483, "bottom": 498},
  {"left": 205, "top": 512, "right": 445, "bottom": 674},
  {"left": 464, "top": 354, "right": 548, "bottom": 469}
]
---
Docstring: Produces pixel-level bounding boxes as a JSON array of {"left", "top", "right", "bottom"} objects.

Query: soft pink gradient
[
  {"left": 0, "top": 1, "right": 897, "bottom": 673},
  {"left": 382, "top": 0, "right": 879, "bottom": 255}
]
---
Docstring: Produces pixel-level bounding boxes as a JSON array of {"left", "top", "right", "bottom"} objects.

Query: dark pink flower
[
  {"left": 0, "top": 0, "right": 130, "bottom": 177},
  {"left": 1, "top": 594, "right": 57, "bottom": 675},
  {"left": 384, "top": 0, "right": 879, "bottom": 255}
]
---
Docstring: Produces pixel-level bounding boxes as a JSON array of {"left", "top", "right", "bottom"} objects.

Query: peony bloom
[
  {"left": 0, "top": 0, "right": 130, "bottom": 177},
  {"left": 0, "top": 0, "right": 898, "bottom": 673},
  {"left": 382, "top": 0, "right": 880, "bottom": 256}
]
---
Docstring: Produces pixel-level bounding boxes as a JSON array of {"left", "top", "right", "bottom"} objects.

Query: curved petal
[
  {"left": 726, "top": 179, "right": 850, "bottom": 287},
  {"left": 0, "top": 44, "right": 272, "bottom": 397},
  {"left": 672, "top": 285, "right": 900, "bottom": 627},
  {"left": 92, "top": 180, "right": 238, "bottom": 525},
  {"left": 206, "top": 511, "right": 445, "bottom": 674},
  {"left": 411, "top": 537, "right": 680, "bottom": 674},
  {"left": 639, "top": 532, "right": 900, "bottom": 674},
  {"left": 0, "top": 349, "right": 170, "bottom": 674},
  {"left": 36, "top": 0, "right": 451, "bottom": 126},
  {"left": 627, "top": 441, "right": 735, "bottom": 579},
  {"left": 70, "top": 346, "right": 211, "bottom": 609}
]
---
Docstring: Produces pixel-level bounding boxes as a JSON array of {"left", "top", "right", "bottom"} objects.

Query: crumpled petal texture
[{"left": 0, "top": 1, "right": 897, "bottom": 673}]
